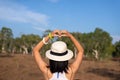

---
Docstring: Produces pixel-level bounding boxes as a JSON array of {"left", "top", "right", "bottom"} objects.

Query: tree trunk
[
  {"left": 92, "top": 49, "right": 99, "bottom": 60},
  {"left": 22, "top": 46, "right": 28, "bottom": 54},
  {"left": 31, "top": 45, "right": 34, "bottom": 56},
  {"left": 2, "top": 43, "right": 6, "bottom": 53},
  {"left": 74, "top": 47, "right": 77, "bottom": 58}
]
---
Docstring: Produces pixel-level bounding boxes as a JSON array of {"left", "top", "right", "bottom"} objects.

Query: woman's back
[{"left": 46, "top": 67, "right": 74, "bottom": 80}]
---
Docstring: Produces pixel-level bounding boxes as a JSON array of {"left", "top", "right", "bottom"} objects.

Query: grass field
[{"left": 0, "top": 54, "right": 120, "bottom": 80}]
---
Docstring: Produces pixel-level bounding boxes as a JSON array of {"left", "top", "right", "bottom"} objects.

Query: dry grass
[{"left": 0, "top": 54, "right": 120, "bottom": 80}]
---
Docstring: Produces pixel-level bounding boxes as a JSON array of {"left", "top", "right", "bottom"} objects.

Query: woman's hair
[{"left": 49, "top": 60, "right": 68, "bottom": 73}]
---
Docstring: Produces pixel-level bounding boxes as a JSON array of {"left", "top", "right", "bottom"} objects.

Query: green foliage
[
  {"left": 0, "top": 27, "right": 117, "bottom": 60},
  {"left": 113, "top": 40, "right": 120, "bottom": 57},
  {"left": 93, "top": 28, "right": 113, "bottom": 59},
  {"left": 0, "top": 27, "right": 13, "bottom": 53},
  {"left": 1, "top": 27, "right": 13, "bottom": 39},
  {"left": 15, "top": 34, "right": 41, "bottom": 53},
  {"left": 70, "top": 28, "right": 114, "bottom": 60},
  {"left": 42, "top": 29, "right": 52, "bottom": 37}
]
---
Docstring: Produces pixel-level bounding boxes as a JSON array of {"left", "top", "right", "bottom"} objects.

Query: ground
[{"left": 0, "top": 54, "right": 120, "bottom": 80}]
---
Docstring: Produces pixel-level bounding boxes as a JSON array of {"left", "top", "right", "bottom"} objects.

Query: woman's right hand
[{"left": 51, "top": 30, "right": 61, "bottom": 37}]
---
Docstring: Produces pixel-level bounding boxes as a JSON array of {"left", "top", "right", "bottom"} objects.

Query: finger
[
  {"left": 61, "top": 34, "right": 67, "bottom": 37},
  {"left": 53, "top": 30, "right": 59, "bottom": 34},
  {"left": 55, "top": 30, "right": 61, "bottom": 35},
  {"left": 54, "top": 30, "right": 61, "bottom": 36}
]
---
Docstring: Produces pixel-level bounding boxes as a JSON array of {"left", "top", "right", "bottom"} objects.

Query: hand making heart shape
[{"left": 52, "top": 30, "right": 70, "bottom": 37}]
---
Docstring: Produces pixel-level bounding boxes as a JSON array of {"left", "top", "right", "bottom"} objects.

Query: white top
[{"left": 49, "top": 72, "right": 68, "bottom": 80}]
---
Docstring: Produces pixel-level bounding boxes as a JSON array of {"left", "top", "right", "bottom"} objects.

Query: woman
[{"left": 33, "top": 30, "right": 84, "bottom": 80}]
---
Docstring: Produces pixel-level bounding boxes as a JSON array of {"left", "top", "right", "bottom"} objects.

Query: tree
[
  {"left": 14, "top": 34, "right": 41, "bottom": 54},
  {"left": 113, "top": 40, "right": 120, "bottom": 57},
  {"left": 82, "top": 28, "right": 114, "bottom": 60},
  {"left": 0, "top": 27, "right": 13, "bottom": 53},
  {"left": 0, "top": 27, "right": 115, "bottom": 60},
  {"left": 14, "top": 37, "right": 23, "bottom": 53}
]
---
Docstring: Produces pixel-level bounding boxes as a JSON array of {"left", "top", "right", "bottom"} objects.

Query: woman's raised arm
[
  {"left": 33, "top": 30, "right": 60, "bottom": 73},
  {"left": 61, "top": 30, "right": 84, "bottom": 73}
]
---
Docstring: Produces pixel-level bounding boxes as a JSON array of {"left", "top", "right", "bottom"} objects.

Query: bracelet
[
  {"left": 42, "top": 37, "right": 48, "bottom": 44},
  {"left": 49, "top": 33, "right": 53, "bottom": 40}
]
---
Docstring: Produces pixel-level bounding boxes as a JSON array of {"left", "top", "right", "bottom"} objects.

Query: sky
[{"left": 0, "top": 0, "right": 120, "bottom": 43}]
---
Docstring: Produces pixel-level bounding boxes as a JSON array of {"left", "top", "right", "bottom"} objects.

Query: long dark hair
[{"left": 49, "top": 60, "right": 68, "bottom": 73}]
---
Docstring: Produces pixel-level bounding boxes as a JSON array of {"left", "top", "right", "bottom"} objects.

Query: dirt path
[{"left": 0, "top": 54, "right": 120, "bottom": 80}]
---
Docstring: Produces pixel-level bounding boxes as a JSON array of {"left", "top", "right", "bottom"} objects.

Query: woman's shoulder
[
  {"left": 44, "top": 67, "right": 74, "bottom": 80},
  {"left": 65, "top": 66, "right": 74, "bottom": 80},
  {"left": 44, "top": 67, "right": 52, "bottom": 79}
]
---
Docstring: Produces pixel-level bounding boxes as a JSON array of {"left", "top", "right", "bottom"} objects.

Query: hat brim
[{"left": 45, "top": 49, "right": 73, "bottom": 61}]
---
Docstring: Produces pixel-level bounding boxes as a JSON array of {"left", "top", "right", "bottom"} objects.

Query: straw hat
[{"left": 46, "top": 41, "right": 73, "bottom": 61}]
